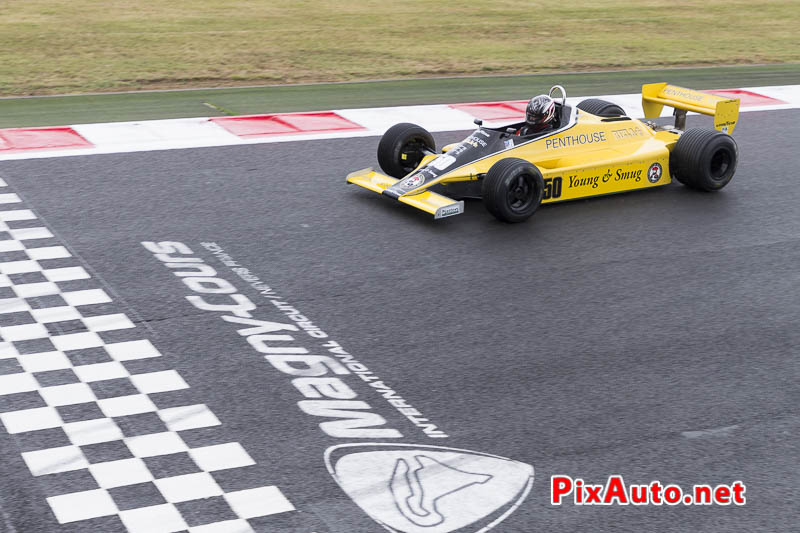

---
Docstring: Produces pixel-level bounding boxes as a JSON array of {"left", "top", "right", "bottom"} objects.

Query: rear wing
[{"left": 642, "top": 83, "right": 740, "bottom": 134}]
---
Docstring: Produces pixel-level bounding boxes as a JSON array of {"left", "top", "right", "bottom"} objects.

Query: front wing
[{"left": 346, "top": 168, "right": 464, "bottom": 219}]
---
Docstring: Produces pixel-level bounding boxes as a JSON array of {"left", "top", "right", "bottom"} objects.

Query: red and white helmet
[{"left": 526, "top": 95, "right": 556, "bottom": 128}]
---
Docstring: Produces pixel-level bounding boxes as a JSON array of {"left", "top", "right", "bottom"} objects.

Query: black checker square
[
  {"left": 65, "top": 346, "right": 113, "bottom": 366},
  {"left": 0, "top": 310, "right": 35, "bottom": 327},
  {"left": 52, "top": 279, "right": 95, "bottom": 293},
  {"left": 32, "top": 368, "right": 79, "bottom": 387},
  {"left": 0, "top": 391, "right": 44, "bottom": 413},
  {"left": 97, "top": 328, "right": 142, "bottom": 345},
  {"left": 175, "top": 496, "right": 237, "bottom": 527},
  {"left": 12, "top": 337, "right": 56, "bottom": 354},
  {"left": 142, "top": 452, "right": 201, "bottom": 479},
  {"left": 25, "top": 294, "right": 67, "bottom": 309},
  {"left": 114, "top": 411, "right": 168, "bottom": 437},
  {"left": 0, "top": 358, "right": 23, "bottom": 375},
  {"left": 250, "top": 512, "right": 319, "bottom": 533},
  {"left": 89, "top": 377, "right": 138, "bottom": 399},
  {"left": 14, "top": 427, "right": 71, "bottom": 453},
  {"left": 0, "top": 230, "right": 11, "bottom": 241},
  {"left": 44, "top": 319, "right": 88, "bottom": 337},
  {"left": 75, "top": 302, "right": 119, "bottom": 318},
  {"left": 81, "top": 439, "right": 134, "bottom": 464},
  {"left": 0, "top": 250, "right": 30, "bottom": 262},
  {"left": 32, "top": 257, "right": 78, "bottom": 270},
  {"left": 0, "top": 286, "right": 17, "bottom": 300},
  {"left": 7, "top": 271, "right": 47, "bottom": 286},
  {"left": 5, "top": 218, "right": 47, "bottom": 230},
  {"left": 108, "top": 481, "right": 166, "bottom": 511},
  {"left": 36, "top": 468, "right": 99, "bottom": 498},
  {"left": 56, "top": 402, "right": 104, "bottom": 423}
]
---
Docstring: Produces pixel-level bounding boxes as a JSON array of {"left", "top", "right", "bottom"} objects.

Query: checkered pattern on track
[{"left": 0, "top": 177, "right": 296, "bottom": 532}]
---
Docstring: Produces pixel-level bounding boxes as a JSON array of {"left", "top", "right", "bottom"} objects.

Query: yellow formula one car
[{"left": 346, "top": 83, "right": 740, "bottom": 222}]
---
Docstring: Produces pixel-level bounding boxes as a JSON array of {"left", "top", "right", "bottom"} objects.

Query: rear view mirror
[{"left": 474, "top": 118, "right": 483, "bottom": 126}]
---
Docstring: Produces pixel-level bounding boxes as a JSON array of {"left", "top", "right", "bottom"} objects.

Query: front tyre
[
  {"left": 671, "top": 129, "right": 738, "bottom": 191},
  {"left": 377, "top": 123, "right": 435, "bottom": 178},
  {"left": 482, "top": 158, "right": 544, "bottom": 223}
]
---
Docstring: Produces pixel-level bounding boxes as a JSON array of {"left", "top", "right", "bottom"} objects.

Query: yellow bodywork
[{"left": 347, "top": 83, "right": 739, "bottom": 218}]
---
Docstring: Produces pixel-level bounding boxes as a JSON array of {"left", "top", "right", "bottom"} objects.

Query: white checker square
[
  {"left": 13, "top": 281, "right": 60, "bottom": 298},
  {"left": 63, "top": 417, "right": 123, "bottom": 445},
  {"left": 0, "top": 298, "right": 28, "bottom": 314},
  {"left": 39, "top": 382, "right": 96, "bottom": 406},
  {"left": 89, "top": 457, "right": 153, "bottom": 488},
  {"left": 30, "top": 306, "right": 82, "bottom": 323},
  {"left": 0, "top": 372, "right": 38, "bottom": 395},
  {"left": 62, "top": 288, "right": 112, "bottom": 306},
  {"left": 10, "top": 227, "right": 53, "bottom": 240},
  {"left": 0, "top": 260, "right": 41, "bottom": 274},
  {"left": 47, "top": 489, "right": 118, "bottom": 524},
  {"left": 158, "top": 404, "right": 220, "bottom": 432},
  {"left": 0, "top": 341, "right": 20, "bottom": 359},
  {"left": 0, "top": 178, "right": 5, "bottom": 186},
  {"left": 125, "top": 432, "right": 188, "bottom": 458},
  {"left": 72, "top": 361, "right": 128, "bottom": 382},
  {"left": 119, "top": 503, "right": 188, "bottom": 533},
  {"left": 51, "top": 331, "right": 104, "bottom": 351},
  {"left": 224, "top": 486, "right": 295, "bottom": 519},
  {"left": 189, "top": 519, "right": 254, "bottom": 533},
  {"left": 189, "top": 442, "right": 254, "bottom": 472},
  {"left": 98, "top": 394, "right": 157, "bottom": 417},
  {"left": 0, "top": 241, "right": 24, "bottom": 252},
  {"left": 18, "top": 351, "right": 71, "bottom": 372},
  {"left": 155, "top": 472, "right": 223, "bottom": 503},
  {"left": 0, "top": 209, "right": 35, "bottom": 221},
  {"left": 131, "top": 370, "right": 189, "bottom": 394},
  {"left": 26, "top": 245, "right": 71, "bottom": 260},
  {"left": 22, "top": 445, "right": 89, "bottom": 476},
  {"left": 0, "top": 323, "right": 49, "bottom": 341},
  {"left": 83, "top": 313, "right": 136, "bottom": 332},
  {"left": 0, "top": 406, "right": 62, "bottom": 433},
  {"left": 0, "top": 193, "right": 21, "bottom": 204},
  {"left": 0, "top": 274, "right": 9, "bottom": 288},
  {"left": 105, "top": 339, "right": 162, "bottom": 361},
  {"left": 43, "top": 266, "right": 90, "bottom": 282}
]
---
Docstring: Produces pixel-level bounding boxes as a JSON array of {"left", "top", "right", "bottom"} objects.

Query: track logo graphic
[{"left": 325, "top": 443, "right": 534, "bottom": 533}]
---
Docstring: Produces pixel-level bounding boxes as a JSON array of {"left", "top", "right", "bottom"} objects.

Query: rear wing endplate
[{"left": 642, "top": 83, "right": 740, "bottom": 133}]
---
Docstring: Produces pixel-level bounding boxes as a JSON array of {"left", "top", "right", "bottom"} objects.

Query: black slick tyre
[
  {"left": 577, "top": 98, "right": 625, "bottom": 117},
  {"left": 671, "top": 128, "right": 738, "bottom": 191},
  {"left": 482, "top": 158, "right": 544, "bottom": 223},
  {"left": 377, "top": 123, "right": 435, "bottom": 178}
]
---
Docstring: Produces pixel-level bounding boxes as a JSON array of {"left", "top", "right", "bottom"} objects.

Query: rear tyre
[
  {"left": 577, "top": 98, "right": 625, "bottom": 117},
  {"left": 377, "top": 123, "right": 435, "bottom": 178},
  {"left": 482, "top": 158, "right": 544, "bottom": 223},
  {"left": 671, "top": 128, "right": 738, "bottom": 191}
]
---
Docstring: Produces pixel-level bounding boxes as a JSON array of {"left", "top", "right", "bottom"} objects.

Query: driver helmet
[{"left": 525, "top": 95, "right": 556, "bottom": 129}]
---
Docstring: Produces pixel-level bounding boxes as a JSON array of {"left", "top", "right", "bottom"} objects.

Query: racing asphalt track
[{"left": 0, "top": 109, "right": 798, "bottom": 533}]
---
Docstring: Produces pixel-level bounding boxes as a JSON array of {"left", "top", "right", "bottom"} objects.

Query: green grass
[
  {"left": 1, "top": 0, "right": 799, "bottom": 96},
  {"left": 2, "top": 65, "right": 799, "bottom": 128}
]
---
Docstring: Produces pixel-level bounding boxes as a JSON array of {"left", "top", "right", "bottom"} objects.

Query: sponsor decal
[
  {"left": 430, "top": 154, "right": 456, "bottom": 171},
  {"left": 566, "top": 167, "right": 646, "bottom": 189},
  {"left": 436, "top": 204, "right": 462, "bottom": 218},
  {"left": 503, "top": 139, "right": 514, "bottom": 149},
  {"left": 647, "top": 162, "right": 662, "bottom": 183},
  {"left": 611, "top": 127, "right": 644, "bottom": 140},
  {"left": 402, "top": 174, "right": 425, "bottom": 190},
  {"left": 463, "top": 134, "right": 488, "bottom": 148},
  {"left": 663, "top": 87, "right": 705, "bottom": 102},
  {"left": 326, "top": 443, "right": 534, "bottom": 533},
  {"left": 545, "top": 131, "right": 606, "bottom": 150}
]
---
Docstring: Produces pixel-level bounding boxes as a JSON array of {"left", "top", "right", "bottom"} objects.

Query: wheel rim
[
  {"left": 709, "top": 147, "right": 732, "bottom": 180},
  {"left": 506, "top": 174, "right": 535, "bottom": 212},
  {"left": 399, "top": 138, "right": 429, "bottom": 174}
]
